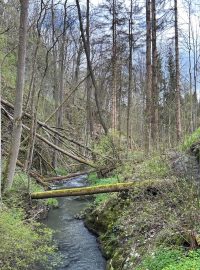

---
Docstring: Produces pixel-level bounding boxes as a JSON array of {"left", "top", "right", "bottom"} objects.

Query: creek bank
[
  {"left": 84, "top": 148, "right": 200, "bottom": 270},
  {"left": 0, "top": 168, "right": 58, "bottom": 270}
]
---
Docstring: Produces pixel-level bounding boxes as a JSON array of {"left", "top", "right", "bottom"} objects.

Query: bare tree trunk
[
  {"left": 174, "top": 0, "right": 182, "bottom": 141},
  {"left": 58, "top": 0, "right": 68, "bottom": 134},
  {"left": 3, "top": 0, "right": 29, "bottom": 191},
  {"left": 0, "top": 65, "right": 2, "bottom": 204},
  {"left": 73, "top": 40, "right": 83, "bottom": 104},
  {"left": 118, "top": 61, "right": 122, "bottom": 139},
  {"left": 192, "top": 22, "right": 198, "bottom": 130},
  {"left": 127, "top": 0, "right": 133, "bottom": 149},
  {"left": 112, "top": 0, "right": 117, "bottom": 132},
  {"left": 151, "top": 0, "right": 158, "bottom": 146},
  {"left": 145, "top": 0, "right": 152, "bottom": 152},
  {"left": 24, "top": 83, "right": 37, "bottom": 172},
  {"left": 24, "top": 38, "right": 40, "bottom": 172},
  {"left": 86, "top": 0, "right": 93, "bottom": 139},
  {"left": 188, "top": 0, "right": 193, "bottom": 132},
  {"left": 51, "top": 0, "right": 59, "bottom": 168}
]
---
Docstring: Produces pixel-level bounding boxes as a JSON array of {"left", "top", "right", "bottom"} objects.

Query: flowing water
[{"left": 44, "top": 174, "right": 106, "bottom": 270}]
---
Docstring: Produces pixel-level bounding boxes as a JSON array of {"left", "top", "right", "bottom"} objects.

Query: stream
[{"left": 43, "top": 174, "right": 106, "bottom": 270}]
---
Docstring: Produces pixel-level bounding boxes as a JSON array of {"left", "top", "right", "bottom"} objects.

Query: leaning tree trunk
[
  {"left": 3, "top": 0, "right": 29, "bottom": 191},
  {"left": 76, "top": 0, "right": 108, "bottom": 134},
  {"left": 86, "top": 0, "right": 93, "bottom": 140}
]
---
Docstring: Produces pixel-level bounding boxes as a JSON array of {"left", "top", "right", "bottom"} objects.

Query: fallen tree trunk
[
  {"left": 1, "top": 98, "right": 93, "bottom": 152},
  {"left": 27, "top": 127, "right": 95, "bottom": 167},
  {"left": 3, "top": 149, "right": 47, "bottom": 187},
  {"left": 44, "top": 170, "right": 94, "bottom": 182},
  {"left": 31, "top": 180, "right": 158, "bottom": 199},
  {"left": 2, "top": 99, "right": 115, "bottom": 163},
  {"left": 15, "top": 159, "right": 49, "bottom": 188},
  {"left": 2, "top": 106, "right": 95, "bottom": 167}
]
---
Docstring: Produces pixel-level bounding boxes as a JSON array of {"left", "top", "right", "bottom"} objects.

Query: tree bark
[
  {"left": 112, "top": 0, "right": 117, "bottom": 132},
  {"left": 174, "top": 0, "right": 182, "bottom": 141},
  {"left": 31, "top": 179, "right": 168, "bottom": 199},
  {"left": 127, "top": 0, "right": 133, "bottom": 150},
  {"left": 151, "top": 0, "right": 158, "bottom": 146},
  {"left": 31, "top": 182, "right": 136, "bottom": 199},
  {"left": 51, "top": 0, "right": 59, "bottom": 168},
  {"left": 188, "top": 0, "right": 193, "bottom": 132},
  {"left": 44, "top": 171, "right": 93, "bottom": 182},
  {"left": 22, "top": 122, "right": 96, "bottom": 167},
  {"left": 2, "top": 106, "right": 95, "bottom": 167},
  {"left": 86, "top": 0, "right": 93, "bottom": 139},
  {"left": 3, "top": 0, "right": 29, "bottom": 191},
  {"left": 1, "top": 98, "right": 94, "bottom": 153},
  {"left": 0, "top": 63, "right": 2, "bottom": 204},
  {"left": 145, "top": 0, "right": 152, "bottom": 152},
  {"left": 24, "top": 40, "right": 40, "bottom": 172}
]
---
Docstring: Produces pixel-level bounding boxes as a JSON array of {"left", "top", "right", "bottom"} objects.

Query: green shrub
[
  {"left": 93, "top": 132, "right": 123, "bottom": 169},
  {"left": 88, "top": 173, "right": 118, "bottom": 204},
  {"left": 3, "top": 170, "right": 43, "bottom": 209},
  {"left": 88, "top": 172, "right": 118, "bottom": 185},
  {"left": 45, "top": 198, "right": 59, "bottom": 208},
  {"left": 13, "top": 170, "right": 43, "bottom": 193},
  {"left": 0, "top": 209, "right": 58, "bottom": 270},
  {"left": 136, "top": 248, "right": 183, "bottom": 270},
  {"left": 181, "top": 127, "right": 200, "bottom": 151},
  {"left": 136, "top": 248, "right": 200, "bottom": 270},
  {"left": 163, "top": 249, "right": 200, "bottom": 270}
]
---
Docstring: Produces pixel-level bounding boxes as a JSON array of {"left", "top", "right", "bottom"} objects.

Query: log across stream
[{"left": 43, "top": 174, "right": 106, "bottom": 270}]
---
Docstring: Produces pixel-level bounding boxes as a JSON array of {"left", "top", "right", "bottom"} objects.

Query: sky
[{"left": 88, "top": 0, "right": 200, "bottom": 98}]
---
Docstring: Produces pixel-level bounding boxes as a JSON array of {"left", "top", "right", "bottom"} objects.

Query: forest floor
[{"left": 84, "top": 135, "right": 200, "bottom": 270}]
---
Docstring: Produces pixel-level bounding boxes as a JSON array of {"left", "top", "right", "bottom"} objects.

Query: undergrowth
[
  {"left": 4, "top": 169, "right": 58, "bottom": 209},
  {"left": 1, "top": 168, "right": 59, "bottom": 269},
  {"left": 181, "top": 127, "right": 200, "bottom": 151},
  {"left": 136, "top": 248, "right": 200, "bottom": 270},
  {"left": 88, "top": 172, "right": 118, "bottom": 204},
  {"left": 0, "top": 208, "right": 58, "bottom": 270},
  {"left": 87, "top": 174, "right": 200, "bottom": 269}
]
